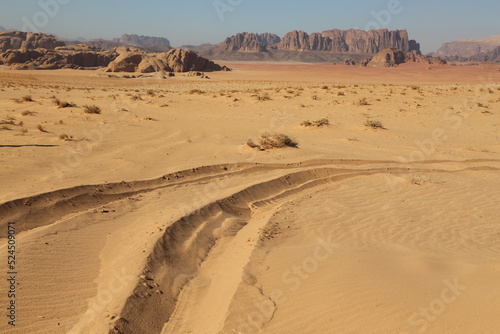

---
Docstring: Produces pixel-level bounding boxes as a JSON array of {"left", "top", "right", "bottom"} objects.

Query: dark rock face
[
  {"left": 0, "top": 31, "right": 65, "bottom": 52},
  {"left": 279, "top": 29, "right": 420, "bottom": 54},
  {"left": 106, "top": 49, "right": 228, "bottom": 73},
  {"left": 218, "top": 32, "right": 281, "bottom": 52},
  {"left": 113, "top": 34, "right": 172, "bottom": 48}
]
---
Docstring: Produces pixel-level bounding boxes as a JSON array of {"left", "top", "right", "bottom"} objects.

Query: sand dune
[{"left": 0, "top": 64, "right": 499, "bottom": 333}]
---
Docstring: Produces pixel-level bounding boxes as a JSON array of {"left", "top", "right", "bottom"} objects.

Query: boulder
[{"left": 365, "top": 48, "right": 406, "bottom": 67}]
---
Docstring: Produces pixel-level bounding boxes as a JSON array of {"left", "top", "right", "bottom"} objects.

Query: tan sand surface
[{"left": 0, "top": 63, "right": 499, "bottom": 334}]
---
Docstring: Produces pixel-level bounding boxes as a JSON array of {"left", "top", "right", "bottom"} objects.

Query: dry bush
[
  {"left": 21, "top": 110, "right": 37, "bottom": 116},
  {"left": 59, "top": 133, "right": 73, "bottom": 141},
  {"left": 247, "top": 133, "right": 298, "bottom": 150},
  {"left": 301, "top": 118, "right": 329, "bottom": 127},
  {"left": 189, "top": 89, "right": 205, "bottom": 95},
  {"left": 36, "top": 124, "right": 48, "bottom": 132},
  {"left": 355, "top": 97, "right": 369, "bottom": 106},
  {"left": 83, "top": 104, "right": 101, "bottom": 114},
  {"left": 256, "top": 93, "right": 271, "bottom": 101},
  {"left": 21, "top": 95, "right": 34, "bottom": 102},
  {"left": 54, "top": 98, "right": 76, "bottom": 108},
  {"left": 365, "top": 119, "right": 384, "bottom": 129}
]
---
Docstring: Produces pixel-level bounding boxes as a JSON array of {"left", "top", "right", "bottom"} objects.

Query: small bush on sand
[
  {"left": 54, "top": 98, "right": 76, "bottom": 108},
  {"left": 247, "top": 133, "right": 298, "bottom": 150},
  {"left": 365, "top": 119, "right": 384, "bottom": 129},
  {"left": 189, "top": 89, "right": 205, "bottom": 95},
  {"left": 301, "top": 118, "right": 330, "bottom": 127},
  {"left": 59, "top": 133, "right": 73, "bottom": 141},
  {"left": 355, "top": 97, "right": 369, "bottom": 106},
  {"left": 21, "top": 110, "right": 37, "bottom": 116},
  {"left": 37, "top": 124, "right": 48, "bottom": 132},
  {"left": 21, "top": 95, "right": 34, "bottom": 102},
  {"left": 83, "top": 104, "right": 101, "bottom": 114}
]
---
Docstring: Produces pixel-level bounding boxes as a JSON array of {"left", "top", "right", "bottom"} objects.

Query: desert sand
[{"left": 0, "top": 62, "right": 499, "bottom": 334}]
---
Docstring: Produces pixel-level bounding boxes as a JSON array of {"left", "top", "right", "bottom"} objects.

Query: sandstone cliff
[
  {"left": 217, "top": 32, "right": 281, "bottom": 52},
  {"left": 0, "top": 31, "right": 65, "bottom": 52},
  {"left": 435, "top": 35, "right": 500, "bottom": 59},
  {"left": 0, "top": 44, "right": 116, "bottom": 69},
  {"left": 113, "top": 34, "right": 172, "bottom": 48},
  {"left": 279, "top": 29, "right": 419, "bottom": 53},
  {"left": 362, "top": 49, "right": 447, "bottom": 67},
  {"left": 105, "top": 49, "right": 228, "bottom": 73}
]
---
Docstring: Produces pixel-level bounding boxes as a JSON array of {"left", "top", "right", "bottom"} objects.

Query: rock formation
[
  {"left": 217, "top": 33, "right": 281, "bottom": 52},
  {"left": 362, "top": 49, "right": 447, "bottom": 67},
  {"left": 0, "top": 31, "right": 65, "bottom": 52},
  {"left": 105, "top": 49, "right": 228, "bottom": 73},
  {"left": 112, "top": 34, "right": 172, "bottom": 48},
  {"left": 435, "top": 35, "right": 500, "bottom": 59},
  {"left": 201, "top": 29, "right": 421, "bottom": 62},
  {"left": 0, "top": 44, "right": 116, "bottom": 69},
  {"left": 365, "top": 48, "right": 406, "bottom": 67}
]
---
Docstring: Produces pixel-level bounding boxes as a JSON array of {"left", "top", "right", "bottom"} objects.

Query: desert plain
[{"left": 0, "top": 62, "right": 500, "bottom": 334}]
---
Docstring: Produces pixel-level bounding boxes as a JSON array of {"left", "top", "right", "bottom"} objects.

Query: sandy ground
[{"left": 0, "top": 63, "right": 499, "bottom": 334}]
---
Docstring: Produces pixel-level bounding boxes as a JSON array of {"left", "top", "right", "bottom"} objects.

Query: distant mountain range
[
  {"left": 1, "top": 27, "right": 498, "bottom": 63},
  {"left": 434, "top": 35, "right": 500, "bottom": 62}
]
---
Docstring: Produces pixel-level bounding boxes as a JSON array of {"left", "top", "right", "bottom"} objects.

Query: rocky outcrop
[
  {"left": 278, "top": 29, "right": 419, "bottom": 54},
  {"left": 405, "top": 51, "right": 447, "bottom": 65},
  {"left": 362, "top": 49, "right": 447, "bottom": 67},
  {"left": 0, "top": 31, "right": 65, "bottom": 52},
  {"left": 365, "top": 48, "right": 406, "bottom": 67},
  {"left": 435, "top": 35, "right": 500, "bottom": 59},
  {"left": 113, "top": 34, "right": 172, "bottom": 48},
  {"left": 0, "top": 44, "right": 116, "bottom": 69},
  {"left": 217, "top": 32, "right": 281, "bottom": 52},
  {"left": 105, "top": 49, "right": 228, "bottom": 73}
]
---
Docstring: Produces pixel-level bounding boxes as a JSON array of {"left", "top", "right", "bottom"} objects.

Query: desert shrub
[
  {"left": 365, "top": 119, "right": 384, "bottom": 129},
  {"left": 83, "top": 104, "right": 101, "bottom": 114},
  {"left": 301, "top": 118, "right": 329, "bottom": 127},
  {"left": 59, "top": 133, "right": 73, "bottom": 141},
  {"left": 21, "top": 95, "right": 34, "bottom": 102},
  {"left": 21, "top": 111, "right": 37, "bottom": 116},
  {"left": 54, "top": 98, "right": 76, "bottom": 108},
  {"left": 247, "top": 133, "right": 298, "bottom": 150},
  {"left": 36, "top": 124, "right": 47, "bottom": 132},
  {"left": 256, "top": 93, "right": 271, "bottom": 101},
  {"left": 189, "top": 89, "right": 205, "bottom": 95},
  {"left": 356, "top": 97, "right": 369, "bottom": 106}
]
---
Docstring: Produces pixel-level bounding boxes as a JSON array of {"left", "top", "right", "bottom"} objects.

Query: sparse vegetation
[
  {"left": 365, "top": 119, "right": 385, "bottom": 129},
  {"left": 59, "top": 133, "right": 73, "bottom": 141},
  {"left": 189, "top": 89, "right": 205, "bottom": 95},
  {"left": 256, "top": 93, "right": 271, "bottom": 101},
  {"left": 37, "top": 124, "right": 48, "bottom": 132},
  {"left": 355, "top": 97, "right": 369, "bottom": 106},
  {"left": 21, "top": 95, "right": 34, "bottom": 102},
  {"left": 83, "top": 104, "right": 101, "bottom": 114},
  {"left": 21, "top": 111, "right": 37, "bottom": 116},
  {"left": 54, "top": 98, "right": 76, "bottom": 108},
  {"left": 301, "top": 118, "right": 330, "bottom": 127},
  {"left": 247, "top": 133, "right": 298, "bottom": 150}
]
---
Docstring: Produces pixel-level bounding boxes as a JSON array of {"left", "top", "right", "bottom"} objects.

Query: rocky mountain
[
  {"left": 0, "top": 31, "right": 65, "bottom": 52},
  {"left": 0, "top": 26, "right": 6, "bottom": 31},
  {"left": 435, "top": 35, "right": 500, "bottom": 61},
  {"left": 113, "top": 34, "right": 172, "bottom": 49},
  {"left": 217, "top": 32, "right": 281, "bottom": 52},
  {"left": 0, "top": 44, "right": 115, "bottom": 69},
  {"left": 200, "top": 29, "right": 420, "bottom": 62},
  {"left": 362, "top": 49, "right": 447, "bottom": 67},
  {"left": 105, "top": 49, "right": 228, "bottom": 73}
]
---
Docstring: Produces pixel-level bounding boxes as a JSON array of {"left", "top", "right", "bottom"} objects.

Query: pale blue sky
[{"left": 1, "top": 0, "right": 499, "bottom": 53}]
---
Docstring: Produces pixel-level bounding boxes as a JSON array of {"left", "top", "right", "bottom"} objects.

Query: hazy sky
[{"left": 1, "top": 0, "right": 499, "bottom": 53}]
